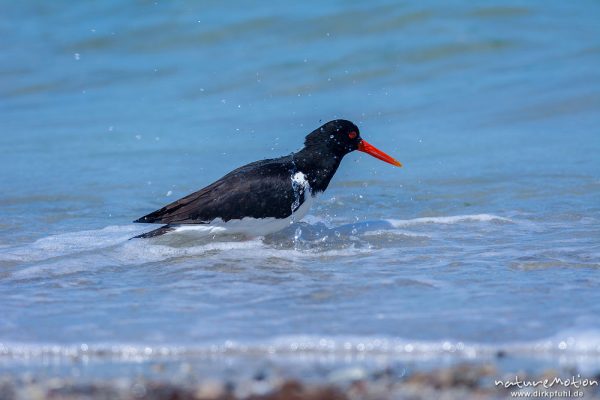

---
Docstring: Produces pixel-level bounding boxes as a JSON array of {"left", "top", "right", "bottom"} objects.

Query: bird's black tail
[{"left": 130, "top": 225, "right": 175, "bottom": 240}]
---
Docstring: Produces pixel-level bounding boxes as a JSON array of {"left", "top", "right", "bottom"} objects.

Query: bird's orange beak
[{"left": 358, "top": 140, "right": 402, "bottom": 167}]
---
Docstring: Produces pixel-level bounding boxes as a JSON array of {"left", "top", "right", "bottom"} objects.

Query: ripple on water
[{"left": 0, "top": 213, "right": 518, "bottom": 280}]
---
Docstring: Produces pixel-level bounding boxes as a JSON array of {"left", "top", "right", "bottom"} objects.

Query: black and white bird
[{"left": 132, "top": 120, "right": 401, "bottom": 239}]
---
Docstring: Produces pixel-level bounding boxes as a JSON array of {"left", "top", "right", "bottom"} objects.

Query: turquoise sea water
[{"left": 1, "top": 1, "right": 599, "bottom": 375}]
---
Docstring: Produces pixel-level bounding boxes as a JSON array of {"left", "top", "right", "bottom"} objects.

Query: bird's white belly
[{"left": 173, "top": 192, "right": 313, "bottom": 237}]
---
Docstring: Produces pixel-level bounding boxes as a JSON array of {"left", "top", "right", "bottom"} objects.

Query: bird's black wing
[{"left": 134, "top": 156, "right": 305, "bottom": 224}]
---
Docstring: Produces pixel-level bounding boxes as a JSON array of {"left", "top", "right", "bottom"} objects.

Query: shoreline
[{"left": 2, "top": 361, "right": 600, "bottom": 400}]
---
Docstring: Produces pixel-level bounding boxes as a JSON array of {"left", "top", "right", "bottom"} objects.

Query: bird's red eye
[{"left": 348, "top": 131, "right": 357, "bottom": 139}]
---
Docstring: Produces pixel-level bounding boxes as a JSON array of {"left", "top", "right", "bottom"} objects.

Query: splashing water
[{"left": 290, "top": 171, "right": 309, "bottom": 221}]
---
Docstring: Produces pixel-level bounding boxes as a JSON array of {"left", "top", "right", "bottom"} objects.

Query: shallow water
[{"left": 1, "top": 1, "right": 600, "bottom": 375}]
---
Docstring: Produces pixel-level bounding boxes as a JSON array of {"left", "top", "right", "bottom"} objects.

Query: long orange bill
[{"left": 358, "top": 139, "right": 402, "bottom": 167}]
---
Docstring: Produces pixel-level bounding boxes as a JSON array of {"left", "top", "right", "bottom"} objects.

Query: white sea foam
[
  {"left": 386, "top": 214, "right": 511, "bottom": 228},
  {"left": 9, "top": 237, "right": 269, "bottom": 279},
  {"left": 6, "top": 230, "right": 375, "bottom": 280},
  {"left": 1, "top": 213, "right": 513, "bottom": 273},
  {"left": 0, "top": 225, "right": 143, "bottom": 264},
  {"left": 2, "top": 329, "right": 600, "bottom": 363},
  {"left": 361, "top": 229, "right": 430, "bottom": 238}
]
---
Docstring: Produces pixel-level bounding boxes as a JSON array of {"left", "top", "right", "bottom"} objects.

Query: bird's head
[{"left": 304, "top": 119, "right": 402, "bottom": 167}]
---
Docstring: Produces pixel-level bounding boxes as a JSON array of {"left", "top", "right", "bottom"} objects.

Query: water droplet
[
  {"left": 558, "top": 341, "right": 567, "bottom": 350},
  {"left": 73, "top": 53, "right": 80, "bottom": 60},
  {"left": 334, "top": 231, "right": 341, "bottom": 238},
  {"left": 290, "top": 171, "right": 307, "bottom": 220},
  {"left": 166, "top": 190, "right": 172, "bottom": 196}
]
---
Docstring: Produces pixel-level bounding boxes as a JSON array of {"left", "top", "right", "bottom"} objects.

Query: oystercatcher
[{"left": 132, "top": 120, "right": 401, "bottom": 239}]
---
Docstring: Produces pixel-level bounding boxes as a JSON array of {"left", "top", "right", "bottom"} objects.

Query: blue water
[{"left": 1, "top": 1, "right": 600, "bottom": 374}]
